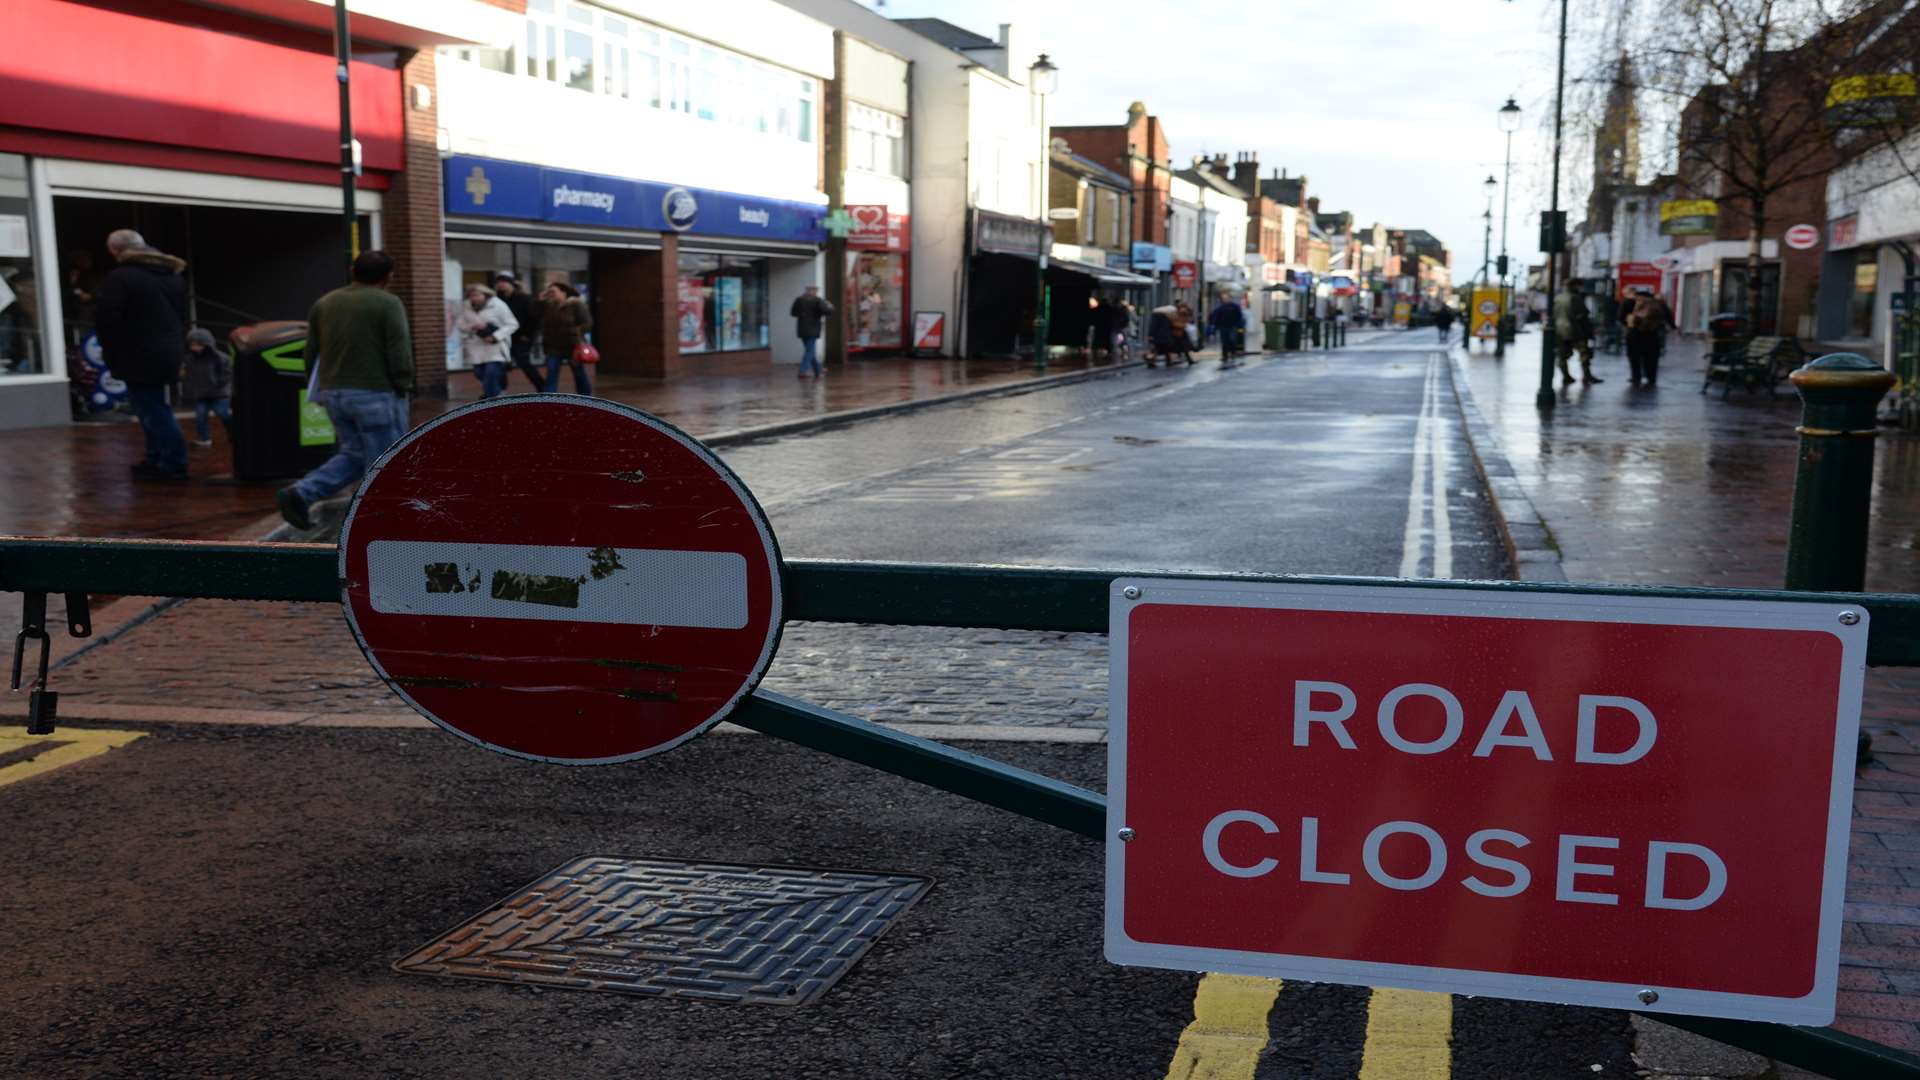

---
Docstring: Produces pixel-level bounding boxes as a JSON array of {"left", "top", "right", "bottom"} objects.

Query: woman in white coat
[{"left": 455, "top": 284, "right": 518, "bottom": 399}]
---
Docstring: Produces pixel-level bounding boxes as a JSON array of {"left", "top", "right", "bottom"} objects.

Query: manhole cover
[{"left": 395, "top": 856, "right": 933, "bottom": 1005}]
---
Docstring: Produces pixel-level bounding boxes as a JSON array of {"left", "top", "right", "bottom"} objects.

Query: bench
[{"left": 1702, "top": 336, "right": 1805, "bottom": 398}]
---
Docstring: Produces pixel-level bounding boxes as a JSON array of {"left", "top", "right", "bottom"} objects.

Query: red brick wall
[{"left": 383, "top": 47, "right": 447, "bottom": 397}]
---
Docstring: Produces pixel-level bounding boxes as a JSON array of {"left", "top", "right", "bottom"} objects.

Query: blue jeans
[
  {"left": 544, "top": 355, "right": 594, "bottom": 395},
  {"left": 799, "top": 336, "right": 822, "bottom": 375},
  {"left": 127, "top": 382, "right": 186, "bottom": 472},
  {"left": 194, "top": 396, "right": 232, "bottom": 441},
  {"left": 291, "top": 389, "right": 407, "bottom": 504},
  {"left": 476, "top": 361, "right": 506, "bottom": 399}
]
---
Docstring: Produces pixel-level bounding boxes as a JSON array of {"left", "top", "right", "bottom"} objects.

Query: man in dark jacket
[
  {"left": 789, "top": 284, "right": 833, "bottom": 378},
  {"left": 95, "top": 228, "right": 189, "bottom": 481},
  {"left": 1207, "top": 295, "right": 1246, "bottom": 364},
  {"left": 494, "top": 272, "right": 541, "bottom": 389}
]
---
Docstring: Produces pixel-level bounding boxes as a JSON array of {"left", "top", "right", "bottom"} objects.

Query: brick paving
[
  {"left": 1463, "top": 330, "right": 1920, "bottom": 1052},
  {"left": 0, "top": 353, "right": 1127, "bottom": 541}
]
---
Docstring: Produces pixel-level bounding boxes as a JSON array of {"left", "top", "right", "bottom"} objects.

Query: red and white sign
[
  {"left": 1617, "top": 262, "right": 1663, "bottom": 299},
  {"left": 1785, "top": 224, "right": 1822, "bottom": 251},
  {"left": 1832, "top": 215, "right": 1859, "bottom": 250},
  {"left": 1651, "top": 254, "right": 1683, "bottom": 271},
  {"left": 912, "top": 311, "right": 945, "bottom": 351},
  {"left": 1105, "top": 580, "right": 1866, "bottom": 1024},
  {"left": 1262, "top": 263, "right": 1286, "bottom": 285},
  {"left": 845, "top": 204, "right": 910, "bottom": 251},
  {"left": 1172, "top": 260, "right": 1199, "bottom": 289},
  {"left": 339, "top": 398, "right": 784, "bottom": 765}
]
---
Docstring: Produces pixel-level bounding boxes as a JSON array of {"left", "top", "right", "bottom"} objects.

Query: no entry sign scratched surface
[
  {"left": 340, "top": 397, "right": 783, "bottom": 764},
  {"left": 1104, "top": 580, "right": 1867, "bottom": 1023}
]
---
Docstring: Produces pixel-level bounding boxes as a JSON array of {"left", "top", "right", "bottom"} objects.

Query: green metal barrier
[{"left": 4, "top": 535, "right": 1920, "bottom": 1078}]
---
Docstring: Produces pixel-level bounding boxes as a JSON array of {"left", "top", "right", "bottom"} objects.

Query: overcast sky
[{"left": 871, "top": 0, "right": 1583, "bottom": 279}]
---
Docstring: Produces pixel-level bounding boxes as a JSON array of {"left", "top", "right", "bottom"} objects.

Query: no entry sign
[
  {"left": 1105, "top": 580, "right": 1866, "bottom": 1024},
  {"left": 340, "top": 397, "right": 783, "bottom": 764},
  {"left": 1785, "top": 224, "right": 1822, "bottom": 250}
]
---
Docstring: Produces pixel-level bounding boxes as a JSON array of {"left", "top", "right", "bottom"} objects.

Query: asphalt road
[{"left": 0, "top": 334, "right": 1655, "bottom": 1078}]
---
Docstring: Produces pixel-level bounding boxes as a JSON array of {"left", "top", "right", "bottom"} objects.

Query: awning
[{"left": 1050, "top": 258, "right": 1157, "bottom": 287}]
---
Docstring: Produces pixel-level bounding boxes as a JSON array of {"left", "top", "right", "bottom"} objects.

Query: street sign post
[
  {"left": 338, "top": 397, "right": 784, "bottom": 765},
  {"left": 1105, "top": 579, "right": 1866, "bottom": 1024}
]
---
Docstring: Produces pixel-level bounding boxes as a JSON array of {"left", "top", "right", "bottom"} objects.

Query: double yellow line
[
  {"left": 1164, "top": 975, "right": 1451, "bottom": 1080},
  {"left": 0, "top": 725, "right": 145, "bottom": 788}
]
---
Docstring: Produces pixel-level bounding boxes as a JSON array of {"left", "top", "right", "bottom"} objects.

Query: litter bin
[
  {"left": 230, "top": 321, "right": 337, "bottom": 482},
  {"left": 1708, "top": 312, "right": 1748, "bottom": 364},
  {"left": 1283, "top": 318, "right": 1303, "bottom": 351},
  {"left": 1263, "top": 318, "right": 1285, "bottom": 351}
]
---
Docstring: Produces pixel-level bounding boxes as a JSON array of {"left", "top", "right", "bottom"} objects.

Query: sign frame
[
  {"left": 338, "top": 396, "right": 787, "bottom": 767},
  {"left": 1104, "top": 578, "right": 1866, "bottom": 1025}
]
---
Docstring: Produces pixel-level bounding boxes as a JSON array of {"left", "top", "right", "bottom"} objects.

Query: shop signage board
[
  {"left": 339, "top": 398, "right": 784, "bottom": 765},
  {"left": 912, "top": 311, "right": 946, "bottom": 352},
  {"left": 443, "top": 154, "right": 826, "bottom": 244},
  {"left": 1832, "top": 215, "right": 1860, "bottom": 249},
  {"left": 1784, "top": 225, "right": 1822, "bottom": 251},
  {"left": 844, "top": 204, "right": 909, "bottom": 251},
  {"left": 1659, "top": 200, "right": 1719, "bottom": 237},
  {"left": 1132, "top": 243, "right": 1174, "bottom": 273},
  {"left": 1171, "top": 261, "right": 1199, "bottom": 289},
  {"left": 1105, "top": 579, "right": 1865, "bottom": 1024}
]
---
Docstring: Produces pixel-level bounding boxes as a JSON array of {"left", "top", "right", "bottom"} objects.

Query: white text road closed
[{"left": 366, "top": 540, "right": 749, "bottom": 628}]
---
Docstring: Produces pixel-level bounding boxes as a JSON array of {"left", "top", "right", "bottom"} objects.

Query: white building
[
  {"left": 438, "top": 0, "right": 834, "bottom": 376},
  {"left": 777, "top": 3, "right": 1052, "bottom": 357},
  {"left": 1822, "top": 129, "right": 1920, "bottom": 365},
  {"left": 1178, "top": 157, "right": 1252, "bottom": 305}
]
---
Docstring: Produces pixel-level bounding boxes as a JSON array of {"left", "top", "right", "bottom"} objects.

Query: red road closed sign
[
  {"left": 340, "top": 398, "right": 783, "bottom": 764},
  {"left": 1105, "top": 580, "right": 1866, "bottom": 1023}
]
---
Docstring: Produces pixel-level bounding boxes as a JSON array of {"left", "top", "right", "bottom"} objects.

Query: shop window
[
  {"left": 0, "top": 154, "right": 43, "bottom": 379},
  {"left": 849, "top": 252, "right": 905, "bottom": 350},
  {"left": 677, "top": 254, "right": 769, "bottom": 354},
  {"left": 1849, "top": 249, "right": 1879, "bottom": 338}
]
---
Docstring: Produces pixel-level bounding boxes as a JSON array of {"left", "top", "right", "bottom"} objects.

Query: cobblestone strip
[{"left": 1446, "top": 350, "right": 1566, "bottom": 583}]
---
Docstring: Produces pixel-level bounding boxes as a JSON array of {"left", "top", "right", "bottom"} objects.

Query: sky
[{"left": 870, "top": 0, "right": 1586, "bottom": 280}]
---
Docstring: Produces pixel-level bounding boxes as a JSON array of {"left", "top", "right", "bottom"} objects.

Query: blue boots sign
[{"left": 445, "top": 155, "right": 824, "bottom": 244}]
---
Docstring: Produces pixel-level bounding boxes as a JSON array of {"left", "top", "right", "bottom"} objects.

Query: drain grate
[{"left": 395, "top": 856, "right": 933, "bottom": 1006}]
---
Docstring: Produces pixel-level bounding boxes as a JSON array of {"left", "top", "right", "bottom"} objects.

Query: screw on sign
[
  {"left": 339, "top": 397, "right": 783, "bottom": 764},
  {"left": 1784, "top": 224, "right": 1821, "bottom": 251},
  {"left": 1105, "top": 581, "right": 1867, "bottom": 1024}
]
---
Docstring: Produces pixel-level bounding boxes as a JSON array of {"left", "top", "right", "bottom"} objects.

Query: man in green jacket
[{"left": 276, "top": 250, "right": 413, "bottom": 530}]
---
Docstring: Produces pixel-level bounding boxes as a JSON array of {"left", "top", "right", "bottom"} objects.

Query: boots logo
[{"left": 662, "top": 187, "right": 699, "bottom": 231}]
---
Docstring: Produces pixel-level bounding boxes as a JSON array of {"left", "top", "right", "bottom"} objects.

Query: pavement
[
  {"left": 4, "top": 324, "right": 1918, "bottom": 1076},
  {"left": 1454, "top": 326, "right": 1920, "bottom": 1071}
]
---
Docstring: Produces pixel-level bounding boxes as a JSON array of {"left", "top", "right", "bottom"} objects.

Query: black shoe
[
  {"left": 1584, "top": 376, "right": 1604, "bottom": 384},
  {"left": 130, "top": 463, "right": 187, "bottom": 483},
  {"left": 276, "top": 487, "right": 313, "bottom": 531}
]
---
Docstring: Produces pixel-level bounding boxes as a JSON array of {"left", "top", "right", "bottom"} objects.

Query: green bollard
[
  {"left": 1785, "top": 353, "right": 1896, "bottom": 592},
  {"left": 1785, "top": 353, "right": 1895, "bottom": 767}
]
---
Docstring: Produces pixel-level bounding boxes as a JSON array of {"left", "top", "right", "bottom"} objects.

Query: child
[{"left": 182, "top": 327, "right": 231, "bottom": 448}]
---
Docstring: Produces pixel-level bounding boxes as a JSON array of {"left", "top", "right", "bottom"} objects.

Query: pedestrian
[
  {"left": 1147, "top": 304, "right": 1178, "bottom": 367},
  {"left": 1623, "top": 287, "right": 1675, "bottom": 387},
  {"left": 95, "top": 228, "right": 189, "bottom": 481},
  {"left": 789, "top": 284, "right": 833, "bottom": 378},
  {"left": 539, "top": 281, "right": 595, "bottom": 395},
  {"left": 456, "top": 283, "right": 517, "bottom": 400},
  {"left": 181, "top": 326, "right": 231, "bottom": 448},
  {"left": 1088, "top": 294, "right": 1116, "bottom": 360},
  {"left": 1434, "top": 304, "right": 1456, "bottom": 343},
  {"left": 1172, "top": 301, "right": 1196, "bottom": 365},
  {"left": 274, "top": 250, "right": 413, "bottom": 532},
  {"left": 1207, "top": 293, "right": 1246, "bottom": 365},
  {"left": 1553, "top": 289, "right": 1602, "bottom": 387},
  {"left": 493, "top": 272, "right": 542, "bottom": 389}
]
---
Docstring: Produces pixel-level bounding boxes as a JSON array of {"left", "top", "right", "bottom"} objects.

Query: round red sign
[
  {"left": 339, "top": 397, "right": 784, "bottom": 765},
  {"left": 1784, "top": 224, "right": 1821, "bottom": 251}
]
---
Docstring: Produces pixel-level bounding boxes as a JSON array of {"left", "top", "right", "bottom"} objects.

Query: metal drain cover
[{"left": 395, "top": 856, "right": 933, "bottom": 1005}]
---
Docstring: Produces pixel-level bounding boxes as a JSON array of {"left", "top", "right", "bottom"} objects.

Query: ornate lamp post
[{"left": 1029, "top": 53, "right": 1058, "bottom": 370}]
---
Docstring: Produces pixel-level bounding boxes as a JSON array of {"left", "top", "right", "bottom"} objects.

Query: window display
[
  {"left": 0, "top": 153, "right": 44, "bottom": 379},
  {"left": 677, "top": 253, "right": 768, "bottom": 354},
  {"left": 849, "top": 251, "right": 904, "bottom": 350}
]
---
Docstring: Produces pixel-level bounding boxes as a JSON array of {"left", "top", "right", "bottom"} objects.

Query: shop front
[
  {"left": 843, "top": 204, "right": 910, "bottom": 353},
  {"left": 442, "top": 154, "right": 825, "bottom": 378},
  {"left": 966, "top": 209, "right": 1051, "bottom": 358}
]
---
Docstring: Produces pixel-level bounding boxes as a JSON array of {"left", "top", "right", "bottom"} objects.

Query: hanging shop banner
[
  {"left": 444, "top": 155, "right": 826, "bottom": 244},
  {"left": 1825, "top": 74, "right": 1918, "bottom": 128},
  {"left": 1659, "top": 200, "right": 1719, "bottom": 237},
  {"left": 1172, "top": 261, "right": 1199, "bottom": 289}
]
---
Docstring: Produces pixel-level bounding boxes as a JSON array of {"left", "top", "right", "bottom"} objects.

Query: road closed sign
[
  {"left": 1105, "top": 580, "right": 1866, "bottom": 1024},
  {"left": 339, "top": 397, "right": 784, "bottom": 765}
]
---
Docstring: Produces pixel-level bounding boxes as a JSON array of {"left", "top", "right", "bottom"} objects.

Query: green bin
[{"left": 1263, "top": 318, "right": 1284, "bottom": 351}]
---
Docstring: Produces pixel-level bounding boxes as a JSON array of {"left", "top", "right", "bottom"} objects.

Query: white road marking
[
  {"left": 1428, "top": 357, "right": 1454, "bottom": 580},
  {"left": 1399, "top": 355, "right": 1435, "bottom": 578},
  {"left": 1398, "top": 353, "right": 1455, "bottom": 581}
]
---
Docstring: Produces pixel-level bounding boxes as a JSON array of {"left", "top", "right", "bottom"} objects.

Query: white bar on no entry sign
[{"left": 366, "top": 541, "right": 749, "bottom": 628}]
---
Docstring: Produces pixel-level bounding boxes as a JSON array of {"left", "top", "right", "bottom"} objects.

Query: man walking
[
  {"left": 1553, "top": 288, "right": 1602, "bottom": 387},
  {"left": 789, "top": 284, "right": 833, "bottom": 378},
  {"left": 275, "top": 250, "right": 412, "bottom": 531},
  {"left": 1434, "top": 303, "right": 1456, "bottom": 343},
  {"left": 493, "top": 272, "right": 541, "bottom": 389},
  {"left": 1207, "top": 293, "right": 1245, "bottom": 366},
  {"left": 95, "top": 228, "right": 188, "bottom": 481},
  {"left": 1623, "top": 287, "right": 1675, "bottom": 387}
]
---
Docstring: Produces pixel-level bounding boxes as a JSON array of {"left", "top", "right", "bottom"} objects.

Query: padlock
[{"left": 25, "top": 689, "right": 56, "bottom": 736}]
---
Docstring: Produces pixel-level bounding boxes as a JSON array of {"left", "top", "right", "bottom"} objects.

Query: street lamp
[
  {"left": 1496, "top": 96, "right": 1521, "bottom": 360},
  {"left": 1030, "top": 52, "right": 1058, "bottom": 370},
  {"left": 1536, "top": 2, "right": 1570, "bottom": 412},
  {"left": 1481, "top": 174, "right": 1497, "bottom": 285}
]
